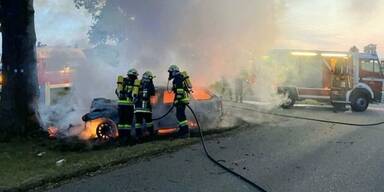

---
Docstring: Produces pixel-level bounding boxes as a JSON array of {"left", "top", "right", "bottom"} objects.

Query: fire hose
[
  {"left": 151, "top": 102, "right": 384, "bottom": 192},
  {"left": 152, "top": 104, "right": 175, "bottom": 121},
  {"left": 150, "top": 104, "right": 268, "bottom": 191},
  {"left": 186, "top": 104, "right": 268, "bottom": 192},
  {"left": 233, "top": 105, "right": 384, "bottom": 127}
]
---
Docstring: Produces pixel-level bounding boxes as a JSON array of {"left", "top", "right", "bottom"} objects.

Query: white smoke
[
  {"left": 34, "top": 0, "right": 92, "bottom": 47},
  {"left": 37, "top": 0, "right": 287, "bottom": 131}
]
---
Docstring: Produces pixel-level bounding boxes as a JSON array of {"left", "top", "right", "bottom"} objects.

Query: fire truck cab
[
  {"left": 275, "top": 44, "right": 384, "bottom": 112},
  {"left": 36, "top": 47, "right": 81, "bottom": 105},
  {"left": 0, "top": 47, "right": 84, "bottom": 105}
]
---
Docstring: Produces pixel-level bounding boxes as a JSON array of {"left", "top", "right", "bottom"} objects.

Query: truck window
[
  {"left": 373, "top": 60, "right": 381, "bottom": 73},
  {"left": 361, "top": 60, "right": 374, "bottom": 72}
]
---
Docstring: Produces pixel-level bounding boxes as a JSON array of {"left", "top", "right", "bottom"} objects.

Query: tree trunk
[{"left": 0, "top": 0, "right": 41, "bottom": 139}]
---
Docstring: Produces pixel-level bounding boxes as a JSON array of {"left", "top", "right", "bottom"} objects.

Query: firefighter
[
  {"left": 115, "top": 68, "right": 138, "bottom": 143},
  {"left": 133, "top": 71, "right": 156, "bottom": 141},
  {"left": 168, "top": 65, "right": 192, "bottom": 138},
  {"left": 235, "top": 78, "right": 243, "bottom": 103}
]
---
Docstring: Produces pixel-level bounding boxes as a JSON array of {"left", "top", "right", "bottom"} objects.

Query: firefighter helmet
[
  {"left": 168, "top": 65, "right": 179, "bottom": 72},
  {"left": 127, "top": 68, "right": 138, "bottom": 76},
  {"left": 143, "top": 71, "right": 154, "bottom": 79}
]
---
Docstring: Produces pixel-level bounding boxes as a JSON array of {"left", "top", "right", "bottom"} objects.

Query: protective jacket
[
  {"left": 172, "top": 72, "right": 190, "bottom": 105},
  {"left": 116, "top": 75, "right": 136, "bottom": 105},
  {"left": 134, "top": 78, "right": 155, "bottom": 112},
  {"left": 116, "top": 75, "right": 137, "bottom": 134}
]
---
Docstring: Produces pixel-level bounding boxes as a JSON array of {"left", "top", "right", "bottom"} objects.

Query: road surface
[{"left": 48, "top": 102, "right": 384, "bottom": 192}]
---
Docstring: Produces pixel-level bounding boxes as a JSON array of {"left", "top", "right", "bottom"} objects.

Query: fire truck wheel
[
  {"left": 351, "top": 93, "right": 369, "bottom": 112},
  {"left": 281, "top": 91, "right": 296, "bottom": 109},
  {"left": 96, "top": 119, "right": 118, "bottom": 141}
]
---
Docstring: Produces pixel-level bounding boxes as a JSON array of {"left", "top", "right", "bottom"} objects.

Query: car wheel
[
  {"left": 96, "top": 119, "right": 118, "bottom": 141},
  {"left": 350, "top": 93, "right": 369, "bottom": 112}
]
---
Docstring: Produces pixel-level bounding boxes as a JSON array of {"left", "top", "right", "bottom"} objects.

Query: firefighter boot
[
  {"left": 135, "top": 128, "right": 143, "bottom": 143},
  {"left": 118, "top": 129, "right": 131, "bottom": 146},
  {"left": 147, "top": 126, "right": 156, "bottom": 141},
  {"left": 176, "top": 125, "right": 190, "bottom": 139}
]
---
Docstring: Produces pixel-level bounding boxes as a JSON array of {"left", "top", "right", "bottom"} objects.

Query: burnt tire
[
  {"left": 281, "top": 91, "right": 296, "bottom": 109},
  {"left": 350, "top": 93, "right": 369, "bottom": 112},
  {"left": 96, "top": 119, "right": 118, "bottom": 141}
]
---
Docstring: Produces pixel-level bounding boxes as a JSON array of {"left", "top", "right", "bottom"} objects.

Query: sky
[
  {"left": 0, "top": 0, "right": 92, "bottom": 50},
  {"left": 1, "top": 0, "right": 384, "bottom": 55},
  {"left": 277, "top": 0, "right": 384, "bottom": 55}
]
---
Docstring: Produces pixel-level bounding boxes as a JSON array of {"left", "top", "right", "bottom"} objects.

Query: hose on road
[
  {"left": 187, "top": 104, "right": 268, "bottom": 192},
  {"left": 152, "top": 103, "right": 268, "bottom": 191},
  {"left": 233, "top": 105, "right": 384, "bottom": 127},
  {"left": 152, "top": 103, "right": 383, "bottom": 191}
]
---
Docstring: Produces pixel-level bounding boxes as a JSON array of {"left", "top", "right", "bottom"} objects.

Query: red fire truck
[
  {"left": 0, "top": 47, "right": 85, "bottom": 105},
  {"left": 36, "top": 47, "right": 86, "bottom": 105},
  {"left": 271, "top": 44, "right": 384, "bottom": 112}
]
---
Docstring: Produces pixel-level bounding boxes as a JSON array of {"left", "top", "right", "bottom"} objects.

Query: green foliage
[
  {"left": 74, "top": 0, "right": 125, "bottom": 45},
  {"left": 74, "top": 0, "right": 105, "bottom": 17}
]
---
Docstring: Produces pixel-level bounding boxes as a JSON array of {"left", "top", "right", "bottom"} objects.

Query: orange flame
[
  {"left": 158, "top": 128, "right": 177, "bottom": 136},
  {"left": 48, "top": 127, "right": 59, "bottom": 138},
  {"left": 79, "top": 118, "right": 106, "bottom": 140},
  {"left": 191, "top": 88, "right": 212, "bottom": 100},
  {"left": 188, "top": 120, "right": 198, "bottom": 128}
]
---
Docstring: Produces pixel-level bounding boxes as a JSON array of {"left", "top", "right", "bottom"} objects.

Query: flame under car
[{"left": 81, "top": 87, "right": 223, "bottom": 140}]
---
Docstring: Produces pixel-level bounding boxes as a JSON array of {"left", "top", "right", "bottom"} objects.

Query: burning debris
[{"left": 47, "top": 127, "right": 59, "bottom": 139}]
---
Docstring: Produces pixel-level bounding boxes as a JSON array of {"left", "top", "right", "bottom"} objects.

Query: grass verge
[{"left": 0, "top": 121, "right": 248, "bottom": 192}]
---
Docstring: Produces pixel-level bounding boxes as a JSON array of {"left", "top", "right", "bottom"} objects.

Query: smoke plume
[{"left": 39, "top": 0, "right": 288, "bottom": 130}]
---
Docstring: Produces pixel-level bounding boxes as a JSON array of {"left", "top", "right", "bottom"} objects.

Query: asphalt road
[{"left": 48, "top": 102, "right": 384, "bottom": 192}]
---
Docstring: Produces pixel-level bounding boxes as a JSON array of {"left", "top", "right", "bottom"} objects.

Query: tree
[{"left": 0, "top": 0, "right": 41, "bottom": 139}]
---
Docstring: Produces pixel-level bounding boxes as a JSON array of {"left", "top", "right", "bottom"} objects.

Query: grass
[
  {"left": 0, "top": 138, "right": 195, "bottom": 191},
  {"left": 0, "top": 122, "right": 247, "bottom": 191},
  {"left": 297, "top": 99, "right": 322, "bottom": 105}
]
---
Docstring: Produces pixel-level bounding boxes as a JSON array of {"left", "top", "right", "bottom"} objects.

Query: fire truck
[
  {"left": 0, "top": 47, "right": 85, "bottom": 105},
  {"left": 271, "top": 44, "right": 384, "bottom": 112},
  {"left": 36, "top": 47, "right": 86, "bottom": 105}
]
